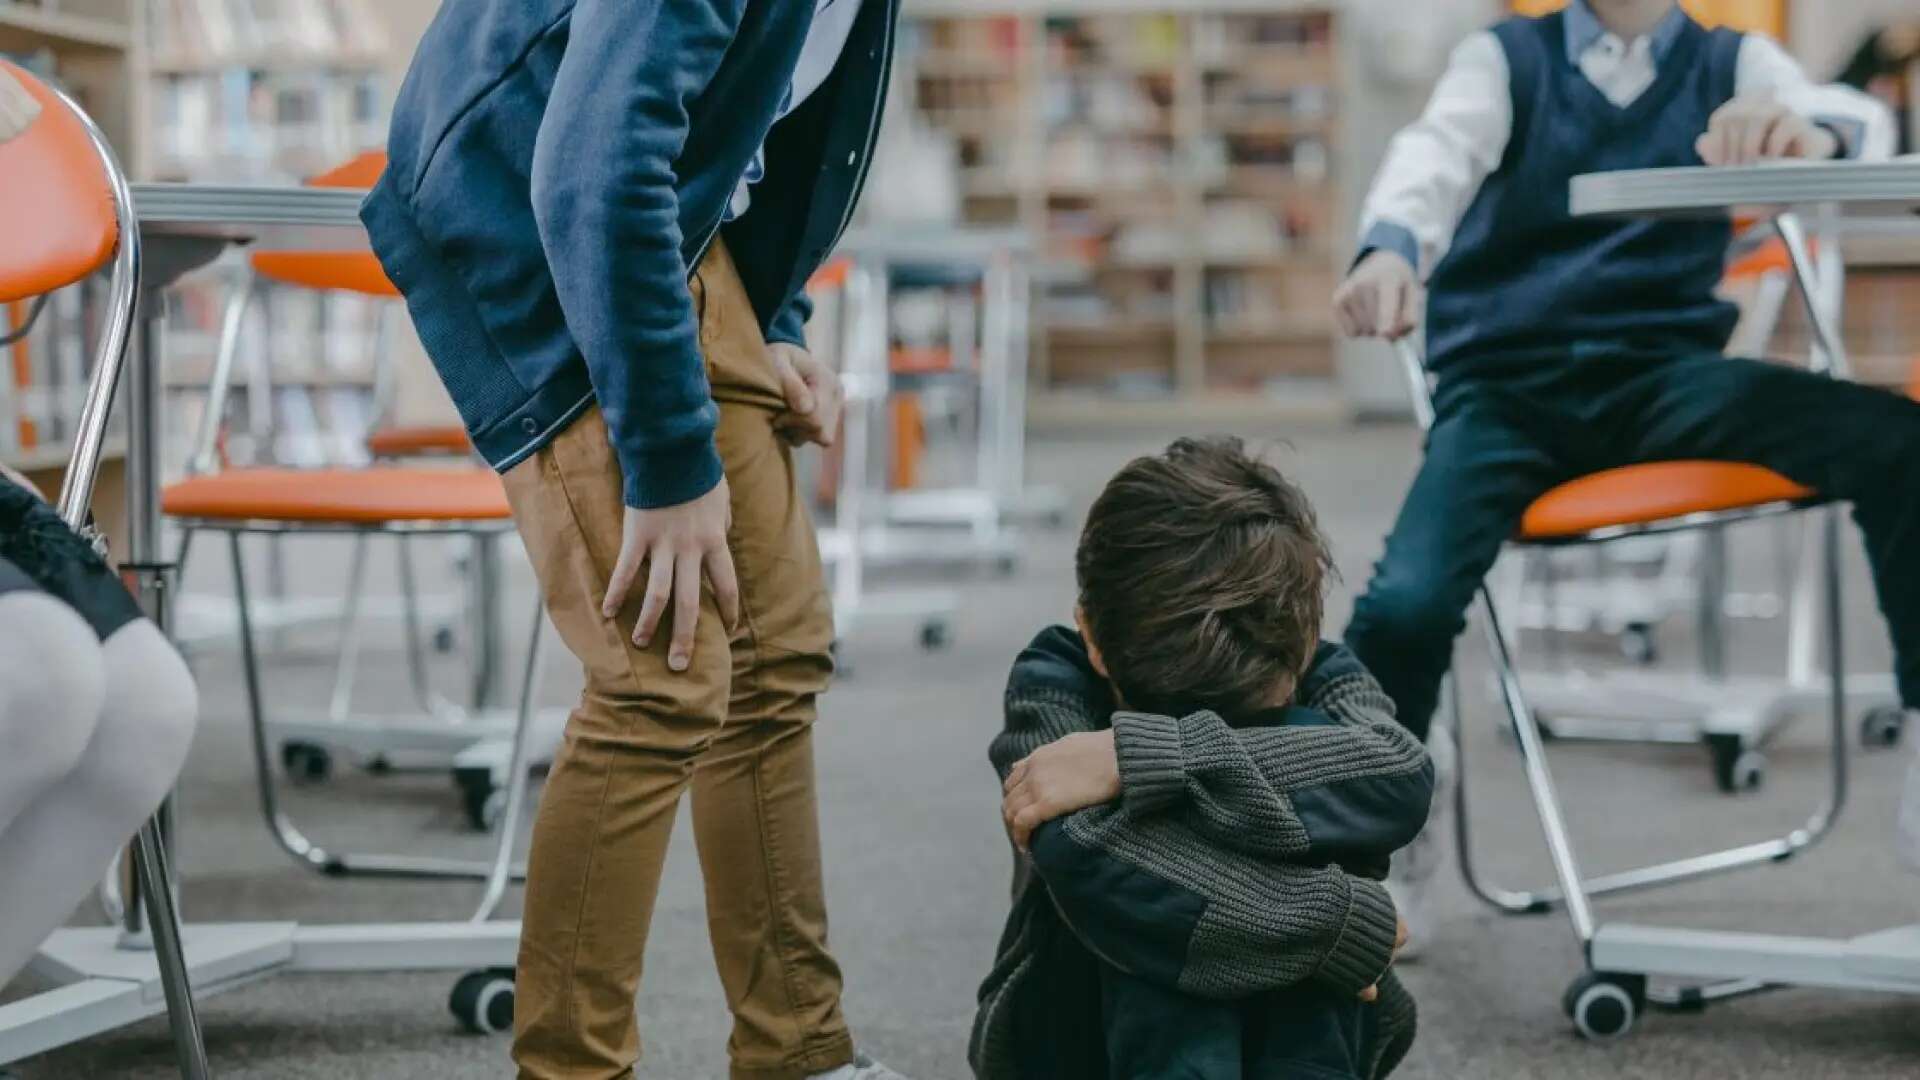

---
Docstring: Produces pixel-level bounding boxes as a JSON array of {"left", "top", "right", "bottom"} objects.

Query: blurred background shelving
[{"left": 903, "top": 0, "right": 1346, "bottom": 419}]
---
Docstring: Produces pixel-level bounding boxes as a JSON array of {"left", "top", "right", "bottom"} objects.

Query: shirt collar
[{"left": 1564, "top": 0, "right": 1690, "bottom": 66}]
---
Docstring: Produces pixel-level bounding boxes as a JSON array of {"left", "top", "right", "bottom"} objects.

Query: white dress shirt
[
  {"left": 1358, "top": 2, "right": 1896, "bottom": 278},
  {"left": 726, "top": 0, "right": 865, "bottom": 222}
]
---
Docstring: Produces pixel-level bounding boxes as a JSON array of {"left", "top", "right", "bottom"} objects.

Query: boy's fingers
[
  {"left": 602, "top": 544, "right": 643, "bottom": 619},
  {"left": 1374, "top": 279, "right": 1401, "bottom": 338},
  {"left": 667, "top": 554, "right": 702, "bottom": 671},
  {"left": 1359, "top": 985, "right": 1379, "bottom": 1003},
  {"left": 708, "top": 544, "right": 741, "bottom": 633},
  {"left": 1741, "top": 113, "right": 1772, "bottom": 163},
  {"left": 633, "top": 549, "right": 675, "bottom": 646},
  {"left": 1004, "top": 758, "right": 1030, "bottom": 792},
  {"left": 1695, "top": 131, "right": 1718, "bottom": 165},
  {"left": 1762, "top": 116, "right": 1799, "bottom": 158},
  {"left": 776, "top": 354, "right": 816, "bottom": 415}
]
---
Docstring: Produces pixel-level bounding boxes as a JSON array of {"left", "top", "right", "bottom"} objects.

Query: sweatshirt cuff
[
  {"left": 1315, "top": 878, "right": 1400, "bottom": 997},
  {"left": 766, "top": 290, "right": 814, "bottom": 348},
  {"left": 1112, "top": 711, "right": 1188, "bottom": 818},
  {"left": 618, "top": 435, "right": 725, "bottom": 510},
  {"left": 1351, "top": 220, "right": 1419, "bottom": 278}
]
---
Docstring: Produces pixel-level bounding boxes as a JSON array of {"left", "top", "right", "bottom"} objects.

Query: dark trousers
[
  {"left": 1344, "top": 350, "right": 1920, "bottom": 741},
  {"left": 1100, "top": 966, "right": 1384, "bottom": 1080}
]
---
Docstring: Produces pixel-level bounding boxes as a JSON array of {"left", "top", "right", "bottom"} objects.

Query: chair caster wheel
[
  {"left": 433, "top": 625, "right": 458, "bottom": 654},
  {"left": 1563, "top": 971, "right": 1643, "bottom": 1040},
  {"left": 281, "top": 741, "right": 333, "bottom": 784},
  {"left": 1860, "top": 705, "right": 1906, "bottom": 750},
  {"left": 455, "top": 767, "right": 502, "bottom": 832},
  {"left": 920, "top": 621, "right": 951, "bottom": 651},
  {"left": 1707, "top": 734, "right": 1764, "bottom": 794},
  {"left": 1619, "top": 623, "right": 1658, "bottom": 666},
  {"left": 450, "top": 968, "right": 515, "bottom": 1035},
  {"left": 363, "top": 754, "right": 394, "bottom": 776}
]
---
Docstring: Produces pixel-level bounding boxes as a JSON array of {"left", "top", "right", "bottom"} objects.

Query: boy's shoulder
[{"left": 1007, "top": 625, "right": 1110, "bottom": 703}]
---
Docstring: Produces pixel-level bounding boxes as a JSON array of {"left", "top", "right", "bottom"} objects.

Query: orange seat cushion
[
  {"left": 367, "top": 424, "right": 473, "bottom": 458},
  {"left": 1520, "top": 461, "right": 1814, "bottom": 541},
  {"left": 163, "top": 467, "right": 510, "bottom": 525}
]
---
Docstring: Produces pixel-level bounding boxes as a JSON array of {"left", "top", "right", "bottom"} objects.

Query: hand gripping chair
[
  {"left": 0, "top": 59, "right": 209, "bottom": 1076},
  {"left": 1397, "top": 210, "right": 1856, "bottom": 1041}
]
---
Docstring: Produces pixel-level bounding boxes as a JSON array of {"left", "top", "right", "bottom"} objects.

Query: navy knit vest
[{"left": 1425, "top": 11, "right": 1745, "bottom": 374}]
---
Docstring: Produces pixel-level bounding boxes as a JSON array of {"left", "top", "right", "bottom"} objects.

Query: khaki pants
[{"left": 503, "top": 241, "right": 850, "bottom": 1080}]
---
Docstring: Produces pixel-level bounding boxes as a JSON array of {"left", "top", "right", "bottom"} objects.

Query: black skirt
[{"left": 0, "top": 477, "right": 144, "bottom": 640}]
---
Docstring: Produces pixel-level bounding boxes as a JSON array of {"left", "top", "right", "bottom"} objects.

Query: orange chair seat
[
  {"left": 163, "top": 467, "right": 510, "bottom": 525},
  {"left": 1520, "top": 461, "right": 1815, "bottom": 542},
  {"left": 367, "top": 424, "right": 473, "bottom": 458}
]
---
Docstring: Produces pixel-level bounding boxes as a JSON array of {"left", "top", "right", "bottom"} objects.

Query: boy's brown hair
[{"left": 1075, "top": 436, "right": 1333, "bottom": 720}]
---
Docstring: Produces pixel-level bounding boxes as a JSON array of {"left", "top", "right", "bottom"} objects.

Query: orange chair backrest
[
  {"left": 0, "top": 60, "right": 118, "bottom": 304},
  {"left": 248, "top": 150, "right": 399, "bottom": 297}
]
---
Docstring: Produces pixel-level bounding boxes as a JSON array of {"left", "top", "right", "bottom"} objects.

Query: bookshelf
[
  {"left": 903, "top": 0, "right": 1345, "bottom": 417},
  {"left": 141, "top": 0, "right": 389, "bottom": 182}
]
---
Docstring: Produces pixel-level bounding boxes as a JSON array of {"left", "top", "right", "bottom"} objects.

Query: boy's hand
[
  {"left": 1698, "top": 96, "right": 1839, "bottom": 165},
  {"left": 769, "top": 342, "right": 844, "bottom": 448},
  {"left": 1357, "top": 917, "right": 1411, "bottom": 1003},
  {"left": 602, "top": 481, "right": 740, "bottom": 673},
  {"left": 1003, "top": 730, "right": 1123, "bottom": 852},
  {"left": 1334, "top": 250, "right": 1422, "bottom": 341}
]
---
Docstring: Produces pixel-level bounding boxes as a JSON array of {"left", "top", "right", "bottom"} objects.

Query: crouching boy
[{"left": 971, "top": 437, "right": 1435, "bottom": 1080}]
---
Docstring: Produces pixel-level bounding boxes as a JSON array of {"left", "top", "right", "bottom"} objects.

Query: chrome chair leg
[
  {"left": 326, "top": 531, "right": 372, "bottom": 722},
  {"left": 1452, "top": 515, "right": 1851, "bottom": 925},
  {"left": 472, "top": 594, "right": 549, "bottom": 923},
  {"left": 132, "top": 820, "right": 211, "bottom": 1079},
  {"left": 229, "top": 531, "right": 530, "bottom": 882}
]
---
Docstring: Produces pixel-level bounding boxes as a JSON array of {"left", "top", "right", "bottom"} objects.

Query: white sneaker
[
  {"left": 1898, "top": 718, "right": 1920, "bottom": 873},
  {"left": 807, "top": 1051, "right": 910, "bottom": 1080},
  {"left": 1386, "top": 723, "right": 1456, "bottom": 962}
]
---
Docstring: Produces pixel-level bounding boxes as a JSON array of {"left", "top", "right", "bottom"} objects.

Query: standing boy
[
  {"left": 362, "top": 2, "right": 905, "bottom": 1078},
  {"left": 1335, "top": 0, "right": 1903, "bottom": 942}
]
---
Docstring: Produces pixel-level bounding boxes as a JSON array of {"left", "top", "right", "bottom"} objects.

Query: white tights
[{"left": 0, "top": 593, "right": 198, "bottom": 984}]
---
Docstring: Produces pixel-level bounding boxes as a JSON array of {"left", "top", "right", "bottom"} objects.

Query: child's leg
[
  {"left": 0, "top": 568, "right": 104, "bottom": 837},
  {"left": 1343, "top": 386, "right": 1570, "bottom": 738},
  {"left": 1099, "top": 965, "right": 1243, "bottom": 1080},
  {"left": 0, "top": 617, "right": 196, "bottom": 982},
  {"left": 1240, "top": 992, "right": 1369, "bottom": 1080}
]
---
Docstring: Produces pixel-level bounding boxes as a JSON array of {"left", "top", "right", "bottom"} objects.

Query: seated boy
[
  {"left": 1334, "top": 0, "right": 1908, "bottom": 934},
  {"left": 971, "top": 437, "right": 1435, "bottom": 1080}
]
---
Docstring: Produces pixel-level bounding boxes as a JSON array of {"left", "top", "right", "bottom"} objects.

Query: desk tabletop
[
  {"left": 1571, "top": 160, "right": 1920, "bottom": 219},
  {"left": 131, "top": 183, "right": 371, "bottom": 249}
]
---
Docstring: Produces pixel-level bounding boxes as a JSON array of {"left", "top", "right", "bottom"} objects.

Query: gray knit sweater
[{"left": 970, "top": 627, "right": 1432, "bottom": 1079}]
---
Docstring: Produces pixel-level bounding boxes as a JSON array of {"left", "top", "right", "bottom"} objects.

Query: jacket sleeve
[
  {"left": 1112, "top": 643, "right": 1434, "bottom": 863},
  {"left": 528, "top": 0, "right": 742, "bottom": 510},
  {"left": 765, "top": 290, "right": 815, "bottom": 349},
  {"left": 1028, "top": 808, "right": 1401, "bottom": 1002}
]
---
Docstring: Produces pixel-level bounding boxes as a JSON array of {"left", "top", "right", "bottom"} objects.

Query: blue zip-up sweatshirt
[{"left": 361, "top": 0, "right": 898, "bottom": 509}]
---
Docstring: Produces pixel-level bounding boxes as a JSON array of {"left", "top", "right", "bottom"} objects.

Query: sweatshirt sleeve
[
  {"left": 1355, "top": 29, "right": 1512, "bottom": 279},
  {"left": 528, "top": 0, "right": 742, "bottom": 510},
  {"left": 1029, "top": 808, "right": 1402, "bottom": 1001},
  {"left": 1112, "top": 643, "right": 1434, "bottom": 863}
]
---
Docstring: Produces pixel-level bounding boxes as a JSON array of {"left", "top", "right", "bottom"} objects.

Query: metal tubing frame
[
  {"left": 227, "top": 530, "right": 536, "bottom": 886},
  {"left": 1391, "top": 208, "right": 1855, "bottom": 953},
  {"left": 31, "top": 80, "right": 213, "bottom": 1078}
]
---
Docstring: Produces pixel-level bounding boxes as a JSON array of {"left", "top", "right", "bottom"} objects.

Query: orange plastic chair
[
  {"left": 162, "top": 153, "right": 538, "bottom": 884},
  {"left": 0, "top": 58, "right": 213, "bottom": 1074}
]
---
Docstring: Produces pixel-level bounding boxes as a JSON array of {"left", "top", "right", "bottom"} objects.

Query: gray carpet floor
[{"left": 6, "top": 421, "right": 1920, "bottom": 1079}]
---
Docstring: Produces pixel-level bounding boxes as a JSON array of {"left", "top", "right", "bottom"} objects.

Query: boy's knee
[
  {"left": 0, "top": 593, "right": 107, "bottom": 794},
  {"left": 1350, "top": 578, "right": 1463, "bottom": 649}
]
